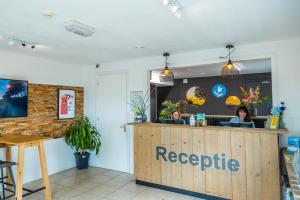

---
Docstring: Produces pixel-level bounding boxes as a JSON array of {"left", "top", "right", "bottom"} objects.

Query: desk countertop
[{"left": 128, "top": 122, "right": 288, "bottom": 135}]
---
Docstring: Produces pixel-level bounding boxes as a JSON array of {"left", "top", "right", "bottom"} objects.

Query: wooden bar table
[
  {"left": 131, "top": 123, "right": 288, "bottom": 200},
  {"left": 0, "top": 134, "right": 52, "bottom": 200}
]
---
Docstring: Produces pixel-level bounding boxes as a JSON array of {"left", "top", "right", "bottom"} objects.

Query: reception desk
[{"left": 132, "top": 123, "right": 287, "bottom": 200}]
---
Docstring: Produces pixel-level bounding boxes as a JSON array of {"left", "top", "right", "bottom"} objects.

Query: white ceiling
[
  {"left": 152, "top": 58, "right": 271, "bottom": 78},
  {"left": 0, "top": 0, "right": 299, "bottom": 65}
]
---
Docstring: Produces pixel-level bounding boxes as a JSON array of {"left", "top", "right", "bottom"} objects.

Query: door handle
[{"left": 120, "top": 124, "right": 127, "bottom": 133}]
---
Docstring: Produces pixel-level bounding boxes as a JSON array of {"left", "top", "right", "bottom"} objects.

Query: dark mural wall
[{"left": 153, "top": 73, "right": 272, "bottom": 120}]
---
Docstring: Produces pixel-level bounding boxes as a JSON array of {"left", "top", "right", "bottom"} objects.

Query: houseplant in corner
[{"left": 65, "top": 117, "right": 101, "bottom": 169}]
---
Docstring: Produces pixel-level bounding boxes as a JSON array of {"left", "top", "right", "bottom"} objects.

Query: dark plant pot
[
  {"left": 247, "top": 106, "right": 257, "bottom": 117},
  {"left": 134, "top": 114, "right": 147, "bottom": 123},
  {"left": 141, "top": 114, "right": 147, "bottom": 122},
  {"left": 74, "top": 152, "right": 90, "bottom": 170}
]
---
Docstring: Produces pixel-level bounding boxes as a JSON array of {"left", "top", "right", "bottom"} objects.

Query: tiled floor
[{"left": 16, "top": 167, "right": 205, "bottom": 200}]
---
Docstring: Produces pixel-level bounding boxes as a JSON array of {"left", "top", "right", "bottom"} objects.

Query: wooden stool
[{"left": 0, "top": 161, "right": 16, "bottom": 200}]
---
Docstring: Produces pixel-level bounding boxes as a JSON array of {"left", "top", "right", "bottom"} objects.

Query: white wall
[
  {"left": 83, "top": 38, "right": 300, "bottom": 173},
  {"left": 0, "top": 50, "right": 84, "bottom": 183}
]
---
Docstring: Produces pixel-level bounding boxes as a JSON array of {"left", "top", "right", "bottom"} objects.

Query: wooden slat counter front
[{"left": 132, "top": 123, "right": 287, "bottom": 200}]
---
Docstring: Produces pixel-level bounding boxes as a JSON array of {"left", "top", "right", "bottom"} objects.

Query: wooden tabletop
[{"left": 0, "top": 134, "right": 52, "bottom": 145}]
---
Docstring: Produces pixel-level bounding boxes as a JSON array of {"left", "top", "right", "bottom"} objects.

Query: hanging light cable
[
  {"left": 221, "top": 44, "right": 240, "bottom": 77},
  {"left": 159, "top": 52, "right": 174, "bottom": 82}
]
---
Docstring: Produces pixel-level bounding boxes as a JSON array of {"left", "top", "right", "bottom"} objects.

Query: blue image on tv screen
[{"left": 0, "top": 79, "right": 28, "bottom": 118}]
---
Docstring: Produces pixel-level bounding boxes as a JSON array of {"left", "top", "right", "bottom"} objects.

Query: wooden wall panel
[
  {"left": 181, "top": 128, "right": 193, "bottom": 191},
  {"left": 205, "top": 128, "right": 219, "bottom": 196},
  {"left": 0, "top": 83, "right": 84, "bottom": 137},
  {"left": 261, "top": 134, "right": 280, "bottom": 200},
  {"left": 245, "top": 131, "right": 262, "bottom": 200},
  {"left": 133, "top": 126, "right": 140, "bottom": 179},
  {"left": 144, "top": 126, "right": 153, "bottom": 182},
  {"left": 151, "top": 126, "right": 161, "bottom": 184},
  {"left": 140, "top": 126, "right": 147, "bottom": 181},
  {"left": 231, "top": 129, "right": 246, "bottom": 200},
  {"left": 216, "top": 129, "right": 232, "bottom": 198},
  {"left": 161, "top": 127, "right": 171, "bottom": 186},
  {"left": 192, "top": 128, "right": 205, "bottom": 193},
  {"left": 170, "top": 127, "right": 182, "bottom": 188}
]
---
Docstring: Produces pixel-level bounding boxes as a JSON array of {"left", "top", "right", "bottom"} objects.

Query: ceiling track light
[
  {"left": 162, "top": 0, "right": 183, "bottom": 18},
  {"left": 8, "top": 38, "right": 38, "bottom": 50}
]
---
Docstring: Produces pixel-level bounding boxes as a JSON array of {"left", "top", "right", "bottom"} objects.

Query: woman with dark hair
[
  {"left": 171, "top": 110, "right": 185, "bottom": 124},
  {"left": 230, "top": 106, "right": 255, "bottom": 127}
]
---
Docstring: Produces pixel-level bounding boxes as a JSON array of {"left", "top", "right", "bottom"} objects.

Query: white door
[{"left": 96, "top": 73, "right": 128, "bottom": 172}]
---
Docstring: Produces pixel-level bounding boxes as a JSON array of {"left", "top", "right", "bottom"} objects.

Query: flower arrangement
[
  {"left": 271, "top": 102, "right": 286, "bottom": 116},
  {"left": 240, "top": 85, "right": 271, "bottom": 107},
  {"left": 240, "top": 85, "right": 261, "bottom": 107}
]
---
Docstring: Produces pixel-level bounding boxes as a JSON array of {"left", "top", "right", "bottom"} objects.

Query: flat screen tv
[{"left": 0, "top": 79, "right": 28, "bottom": 118}]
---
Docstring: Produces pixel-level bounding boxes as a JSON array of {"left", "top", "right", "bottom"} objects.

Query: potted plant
[
  {"left": 65, "top": 117, "right": 101, "bottom": 169},
  {"left": 159, "top": 100, "right": 180, "bottom": 122}
]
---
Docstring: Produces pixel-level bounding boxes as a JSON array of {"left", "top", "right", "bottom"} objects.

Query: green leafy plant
[
  {"left": 159, "top": 100, "right": 180, "bottom": 119},
  {"left": 65, "top": 117, "right": 101, "bottom": 155}
]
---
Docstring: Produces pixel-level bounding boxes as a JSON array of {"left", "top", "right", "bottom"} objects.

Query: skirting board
[{"left": 136, "top": 180, "right": 229, "bottom": 200}]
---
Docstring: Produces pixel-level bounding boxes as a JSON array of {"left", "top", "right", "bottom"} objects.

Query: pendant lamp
[
  {"left": 221, "top": 44, "right": 240, "bottom": 77},
  {"left": 159, "top": 52, "right": 174, "bottom": 82}
]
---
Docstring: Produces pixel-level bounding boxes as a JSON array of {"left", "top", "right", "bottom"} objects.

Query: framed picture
[{"left": 58, "top": 89, "right": 76, "bottom": 119}]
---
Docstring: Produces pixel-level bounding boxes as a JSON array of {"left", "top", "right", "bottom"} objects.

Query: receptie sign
[{"left": 156, "top": 146, "right": 240, "bottom": 172}]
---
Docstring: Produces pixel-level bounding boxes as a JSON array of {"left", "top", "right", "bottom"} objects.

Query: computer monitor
[
  {"left": 160, "top": 119, "right": 185, "bottom": 125},
  {"left": 220, "top": 122, "right": 254, "bottom": 128}
]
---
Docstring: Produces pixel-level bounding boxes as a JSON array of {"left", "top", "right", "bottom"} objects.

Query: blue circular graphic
[{"left": 212, "top": 84, "right": 227, "bottom": 98}]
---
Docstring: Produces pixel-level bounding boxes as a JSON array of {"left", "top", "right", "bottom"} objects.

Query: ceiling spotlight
[
  {"left": 162, "top": 0, "right": 183, "bottom": 18},
  {"left": 174, "top": 10, "right": 182, "bottom": 18},
  {"left": 172, "top": 5, "right": 178, "bottom": 12},
  {"left": 167, "top": 3, "right": 174, "bottom": 11},
  {"left": 8, "top": 40, "right": 15, "bottom": 46},
  {"left": 162, "top": 0, "right": 169, "bottom": 5}
]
